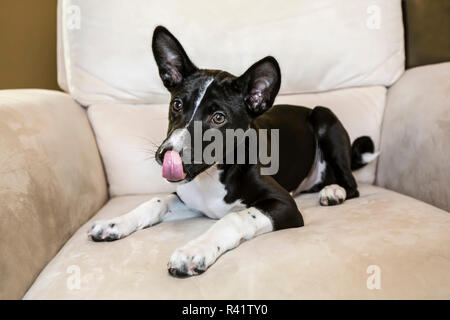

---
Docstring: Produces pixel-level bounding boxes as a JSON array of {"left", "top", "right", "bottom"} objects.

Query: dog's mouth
[{"left": 162, "top": 150, "right": 186, "bottom": 182}]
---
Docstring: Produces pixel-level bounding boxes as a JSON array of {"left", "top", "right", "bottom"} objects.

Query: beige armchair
[{"left": 1, "top": 0, "right": 449, "bottom": 299}]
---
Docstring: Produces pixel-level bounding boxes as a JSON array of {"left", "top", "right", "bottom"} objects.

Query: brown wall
[
  {"left": 1, "top": 1, "right": 449, "bottom": 90},
  {"left": 403, "top": 0, "right": 450, "bottom": 69},
  {"left": 0, "top": 0, "right": 59, "bottom": 90}
]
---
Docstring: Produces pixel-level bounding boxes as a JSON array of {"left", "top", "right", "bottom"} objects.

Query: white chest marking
[{"left": 176, "top": 166, "right": 245, "bottom": 219}]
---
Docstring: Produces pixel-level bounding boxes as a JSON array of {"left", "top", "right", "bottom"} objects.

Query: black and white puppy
[{"left": 88, "top": 26, "right": 378, "bottom": 277}]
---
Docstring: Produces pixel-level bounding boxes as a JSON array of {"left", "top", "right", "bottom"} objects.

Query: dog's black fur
[
  {"left": 88, "top": 26, "right": 377, "bottom": 278},
  {"left": 152, "top": 26, "right": 375, "bottom": 233}
]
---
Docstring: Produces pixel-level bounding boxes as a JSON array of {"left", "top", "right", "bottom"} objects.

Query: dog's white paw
[
  {"left": 88, "top": 198, "right": 169, "bottom": 242},
  {"left": 319, "top": 184, "right": 347, "bottom": 206},
  {"left": 88, "top": 219, "right": 125, "bottom": 242},
  {"left": 168, "top": 241, "right": 220, "bottom": 277}
]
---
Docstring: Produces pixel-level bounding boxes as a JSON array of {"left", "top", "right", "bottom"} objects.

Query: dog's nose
[
  {"left": 156, "top": 145, "right": 184, "bottom": 165},
  {"left": 155, "top": 146, "right": 170, "bottom": 165}
]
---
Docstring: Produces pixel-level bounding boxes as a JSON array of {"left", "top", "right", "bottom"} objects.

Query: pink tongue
[{"left": 162, "top": 150, "right": 186, "bottom": 182}]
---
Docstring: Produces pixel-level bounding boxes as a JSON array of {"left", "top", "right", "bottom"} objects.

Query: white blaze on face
[
  {"left": 187, "top": 77, "right": 214, "bottom": 126},
  {"left": 163, "top": 77, "right": 214, "bottom": 153},
  {"left": 165, "top": 128, "right": 190, "bottom": 153}
]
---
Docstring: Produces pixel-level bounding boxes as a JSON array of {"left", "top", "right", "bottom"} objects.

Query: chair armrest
[
  {"left": 0, "top": 89, "right": 107, "bottom": 299},
  {"left": 377, "top": 63, "right": 450, "bottom": 212}
]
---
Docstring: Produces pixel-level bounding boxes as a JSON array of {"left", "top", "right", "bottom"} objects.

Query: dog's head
[{"left": 152, "top": 26, "right": 281, "bottom": 182}]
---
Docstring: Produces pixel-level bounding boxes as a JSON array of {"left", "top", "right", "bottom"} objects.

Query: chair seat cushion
[{"left": 24, "top": 184, "right": 450, "bottom": 299}]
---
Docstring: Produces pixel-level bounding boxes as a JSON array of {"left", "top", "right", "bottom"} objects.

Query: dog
[{"left": 88, "top": 26, "right": 378, "bottom": 277}]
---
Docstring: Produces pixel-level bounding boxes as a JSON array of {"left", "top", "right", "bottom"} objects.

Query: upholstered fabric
[
  {"left": 24, "top": 184, "right": 450, "bottom": 299},
  {"left": 57, "top": 0, "right": 404, "bottom": 105},
  {"left": 0, "top": 90, "right": 108, "bottom": 299},
  {"left": 87, "top": 103, "right": 175, "bottom": 196},
  {"left": 377, "top": 63, "right": 450, "bottom": 212},
  {"left": 88, "top": 86, "right": 385, "bottom": 197}
]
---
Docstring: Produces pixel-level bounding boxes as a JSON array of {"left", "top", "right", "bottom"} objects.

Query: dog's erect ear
[
  {"left": 152, "top": 26, "right": 197, "bottom": 89},
  {"left": 236, "top": 56, "right": 281, "bottom": 116}
]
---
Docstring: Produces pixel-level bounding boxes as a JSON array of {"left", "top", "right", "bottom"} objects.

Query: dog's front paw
[
  {"left": 168, "top": 241, "right": 220, "bottom": 278},
  {"left": 88, "top": 219, "right": 123, "bottom": 242},
  {"left": 319, "top": 184, "right": 347, "bottom": 206}
]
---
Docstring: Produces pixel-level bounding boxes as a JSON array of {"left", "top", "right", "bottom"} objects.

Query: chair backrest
[{"left": 57, "top": 0, "right": 405, "bottom": 106}]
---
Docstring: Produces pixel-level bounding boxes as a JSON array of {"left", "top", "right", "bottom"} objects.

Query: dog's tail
[{"left": 351, "top": 136, "right": 379, "bottom": 170}]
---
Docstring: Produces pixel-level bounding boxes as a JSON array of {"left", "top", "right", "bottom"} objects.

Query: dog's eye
[
  {"left": 171, "top": 99, "right": 183, "bottom": 112},
  {"left": 211, "top": 112, "right": 226, "bottom": 125}
]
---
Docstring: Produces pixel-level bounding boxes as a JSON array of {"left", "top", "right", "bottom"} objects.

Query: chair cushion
[
  {"left": 24, "top": 184, "right": 450, "bottom": 299},
  {"left": 88, "top": 86, "right": 386, "bottom": 196},
  {"left": 57, "top": 0, "right": 404, "bottom": 105},
  {"left": 0, "top": 90, "right": 107, "bottom": 299},
  {"left": 377, "top": 62, "right": 450, "bottom": 212}
]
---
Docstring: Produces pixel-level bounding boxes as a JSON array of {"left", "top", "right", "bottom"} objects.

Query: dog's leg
[
  {"left": 168, "top": 182, "right": 302, "bottom": 278},
  {"left": 167, "top": 207, "right": 273, "bottom": 277},
  {"left": 308, "top": 106, "right": 359, "bottom": 205},
  {"left": 88, "top": 193, "right": 182, "bottom": 241}
]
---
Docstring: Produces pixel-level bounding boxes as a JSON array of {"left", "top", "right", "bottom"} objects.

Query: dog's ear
[
  {"left": 152, "top": 26, "right": 197, "bottom": 89},
  {"left": 236, "top": 56, "right": 281, "bottom": 116}
]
